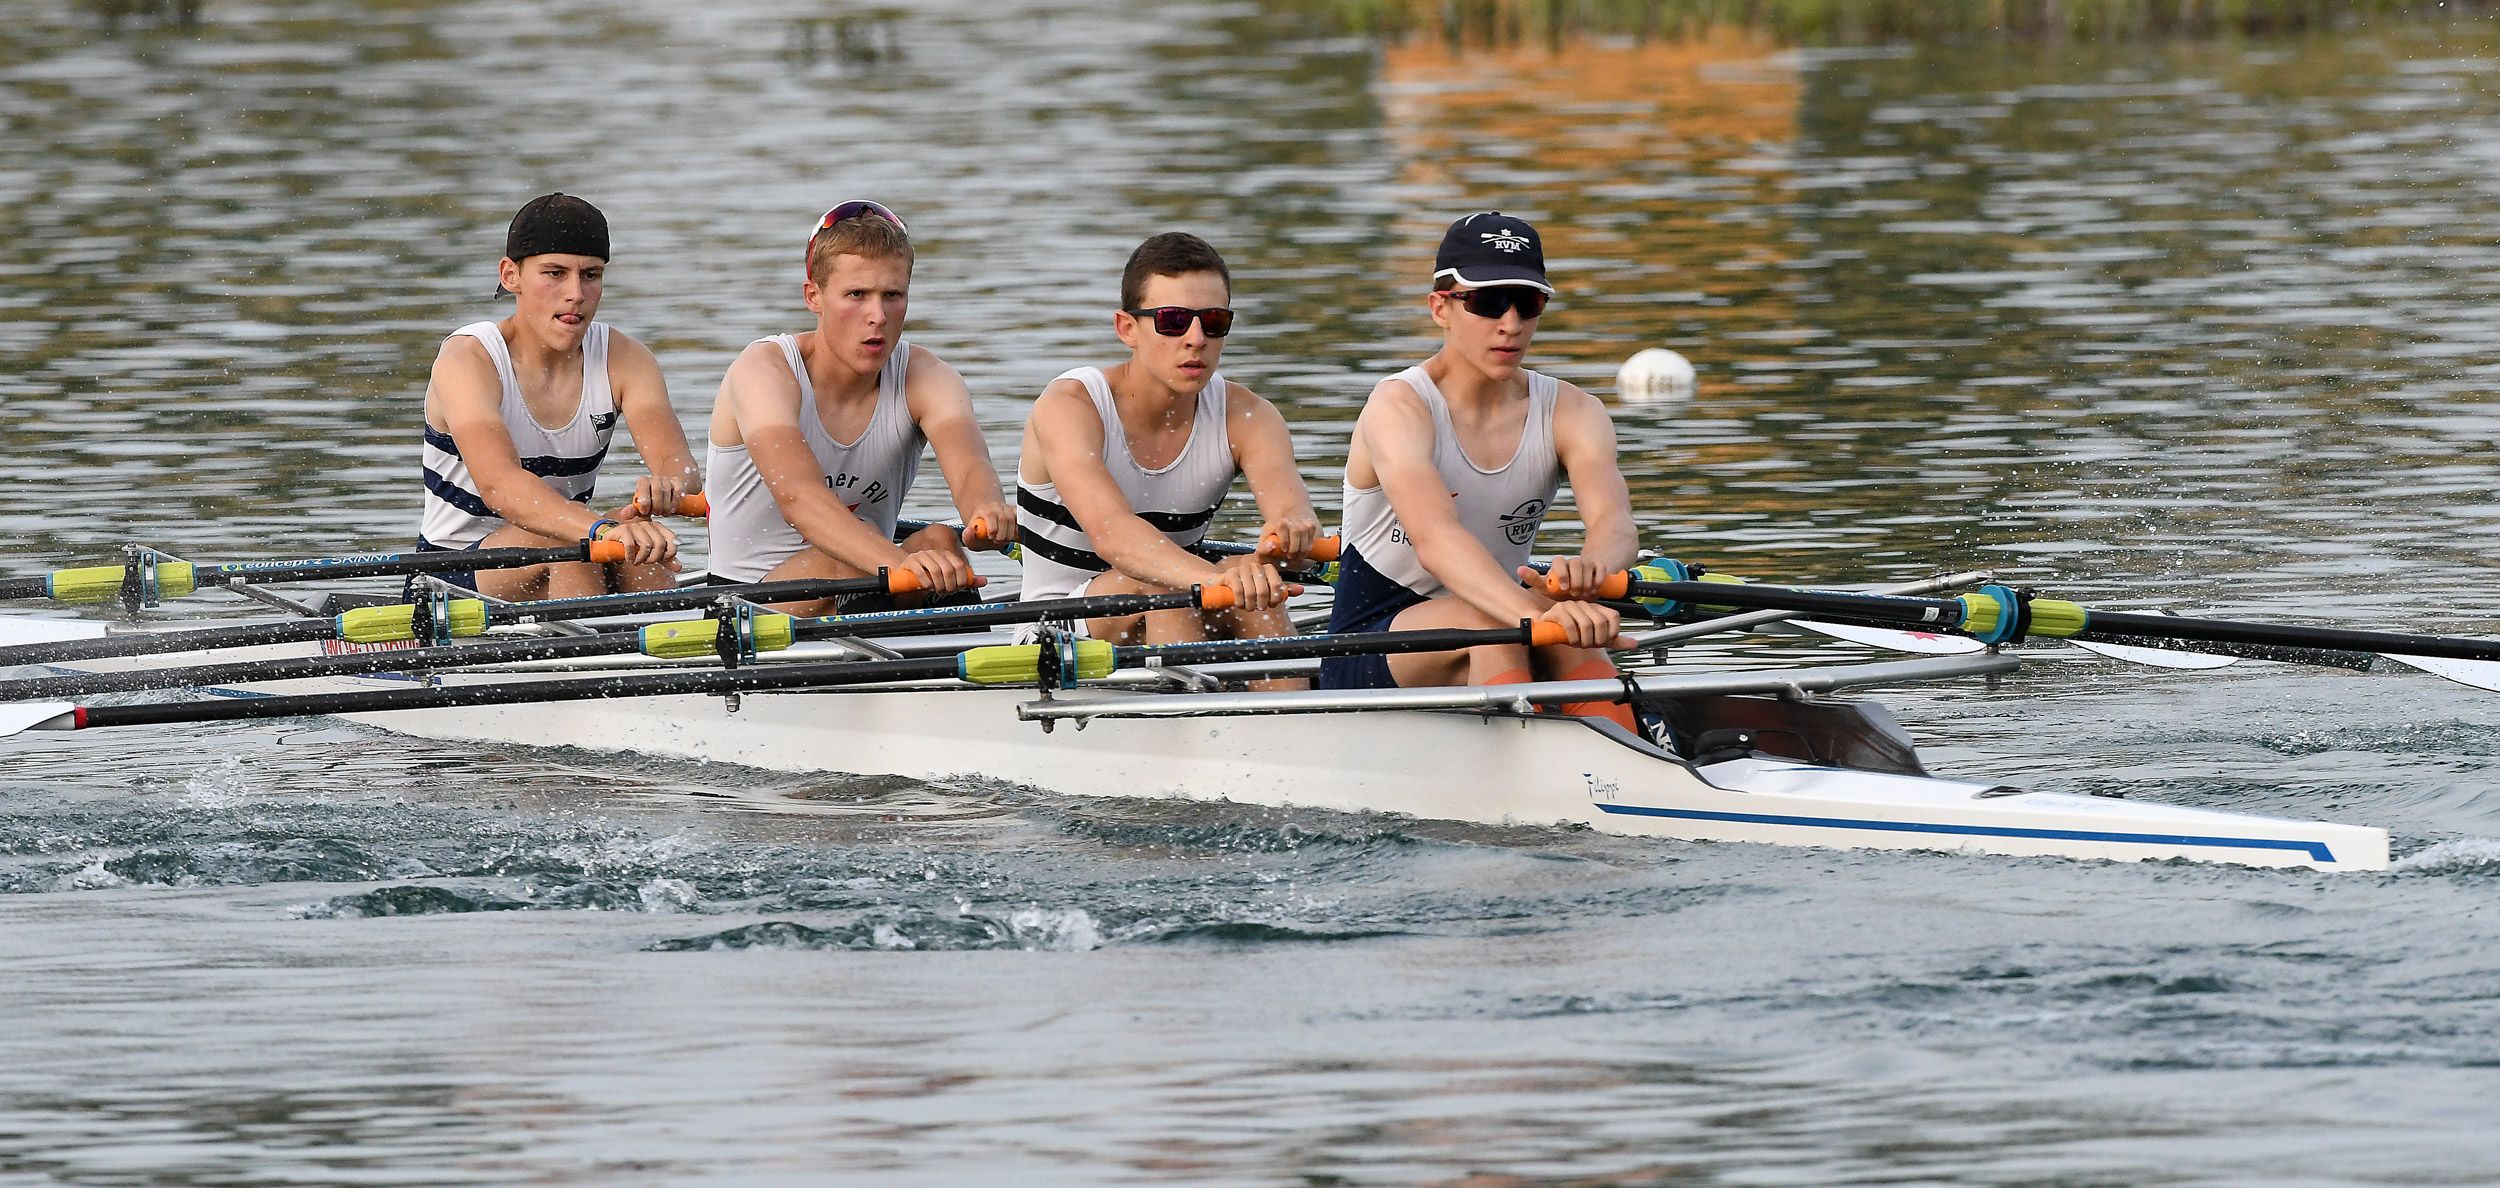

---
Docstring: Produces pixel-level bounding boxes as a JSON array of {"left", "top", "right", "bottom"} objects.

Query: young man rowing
[
  {"left": 1319, "top": 212, "right": 1640, "bottom": 730},
  {"left": 705, "top": 201, "right": 1014, "bottom": 616},
  {"left": 419, "top": 193, "right": 700, "bottom": 600},
  {"left": 1015, "top": 232, "right": 1320, "bottom": 655}
]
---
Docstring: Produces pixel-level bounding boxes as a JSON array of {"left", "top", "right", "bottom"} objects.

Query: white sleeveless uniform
[
  {"left": 1339, "top": 365, "right": 1563, "bottom": 602},
  {"left": 1016, "top": 366, "right": 1236, "bottom": 602},
  {"left": 419, "top": 320, "right": 618, "bottom": 550},
  {"left": 704, "top": 336, "right": 926, "bottom": 584}
]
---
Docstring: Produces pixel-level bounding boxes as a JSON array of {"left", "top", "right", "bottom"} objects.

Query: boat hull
[{"left": 341, "top": 683, "right": 2389, "bottom": 872}]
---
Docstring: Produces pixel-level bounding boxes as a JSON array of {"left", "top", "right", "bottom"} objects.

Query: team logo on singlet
[
  {"left": 590, "top": 410, "right": 620, "bottom": 433},
  {"left": 827, "top": 472, "right": 890, "bottom": 505},
  {"left": 1501, "top": 499, "right": 1545, "bottom": 545},
  {"left": 1481, "top": 227, "right": 1531, "bottom": 252}
]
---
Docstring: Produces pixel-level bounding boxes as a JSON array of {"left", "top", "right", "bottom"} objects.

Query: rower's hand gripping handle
[
  {"left": 624, "top": 491, "right": 711, "bottom": 519},
  {"left": 1545, "top": 570, "right": 1634, "bottom": 601},
  {"left": 1257, "top": 534, "right": 1343, "bottom": 563}
]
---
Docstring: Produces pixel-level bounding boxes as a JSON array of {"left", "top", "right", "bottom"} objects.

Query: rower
[
  {"left": 1318, "top": 212, "right": 1640, "bottom": 731},
  {"left": 419, "top": 193, "right": 700, "bottom": 600},
  {"left": 705, "top": 200, "right": 1014, "bottom": 616},
  {"left": 1015, "top": 232, "right": 1320, "bottom": 663}
]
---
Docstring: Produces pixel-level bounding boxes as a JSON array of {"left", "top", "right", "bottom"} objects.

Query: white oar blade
[
  {"left": 0, "top": 617, "right": 107, "bottom": 648},
  {"left": 0, "top": 701, "right": 76, "bottom": 736},
  {"left": 1791, "top": 620, "right": 1986, "bottom": 655},
  {"left": 2066, "top": 637, "right": 2238, "bottom": 670},
  {"left": 2381, "top": 652, "right": 2500, "bottom": 693}
]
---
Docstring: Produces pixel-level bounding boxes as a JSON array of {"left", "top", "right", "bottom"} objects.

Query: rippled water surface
[{"left": 7, "top": 1, "right": 2500, "bottom": 1183}]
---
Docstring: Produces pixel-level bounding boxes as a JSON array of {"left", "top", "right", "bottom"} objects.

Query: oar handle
[
  {"left": 876, "top": 566, "right": 991, "bottom": 596},
  {"left": 1545, "top": 571, "right": 1634, "bottom": 600},
  {"left": 1256, "top": 534, "right": 1343, "bottom": 562},
  {"left": 626, "top": 491, "right": 710, "bottom": 518}
]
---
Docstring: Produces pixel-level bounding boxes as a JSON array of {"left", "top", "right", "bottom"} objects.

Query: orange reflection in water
[{"left": 1375, "top": 27, "right": 1802, "bottom": 394}]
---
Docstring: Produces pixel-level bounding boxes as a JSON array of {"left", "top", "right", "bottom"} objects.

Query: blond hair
[{"left": 807, "top": 214, "right": 914, "bottom": 285}]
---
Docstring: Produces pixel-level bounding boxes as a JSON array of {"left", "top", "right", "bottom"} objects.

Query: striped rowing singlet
[
  {"left": 418, "top": 320, "right": 618, "bottom": 550},
  {"left": 704, "top": 335, "right": 925, "bottom": 584},
  {"left": 1338, "top": 365, "right": 1563, "bottom": 602},
  {"left": 1016, "top": 366, "right": 1235, "bottom": 601}
]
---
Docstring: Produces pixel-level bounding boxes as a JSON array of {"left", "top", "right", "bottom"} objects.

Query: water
[{"left": 6, "top": 1, "right": 2500, "bottom": 1181}]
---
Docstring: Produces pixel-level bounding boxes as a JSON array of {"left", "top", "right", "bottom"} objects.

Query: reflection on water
[
  {"left": 784, "top": 7, "right": 908, "bottom": 71},
  {"left": 1314, "top": 0, "right": 2492, "bottom": 43},
  {"left": 83, "top": 0, "right": 200, "bottom": 34},
  {"left": 11, "top": 3, "right": 2500, "bottom": 617}
]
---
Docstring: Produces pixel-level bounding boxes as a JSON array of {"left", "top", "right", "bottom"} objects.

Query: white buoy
[{"left": 1616, "top": 347, "right": 1696, "bottom": 404}]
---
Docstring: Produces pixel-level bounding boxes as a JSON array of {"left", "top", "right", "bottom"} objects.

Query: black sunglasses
[
  {"left": 1125, "top": 306, "right": 1234, "bottom": 338},
  {"left": 1446, "top": 287, "right": 1549, "bottom": 320}
]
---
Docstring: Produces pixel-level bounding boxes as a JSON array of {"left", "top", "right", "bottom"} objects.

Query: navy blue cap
[{"left": 1433, "top": 211, "right": 1550, "bottom": 294}]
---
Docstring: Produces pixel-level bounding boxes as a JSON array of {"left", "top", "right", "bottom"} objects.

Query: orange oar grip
[
  {"left": 1528, "top": 620, "right": 1570, "bottom": 647},
  {"left": 1543, "top": 571, "right": 1631, "bottom": 600},
  {"left": 626, "top": 491, "right": 709, "bottom": 518},
  {"left": 883, "top": 566, "right": 923, "bottom": 595},
  {"left": 1197, "top": 582, "right": 1239, "bottom": 611},
  {"left": 966, "top": 514, "right": 997, "bottom": 543},
  {"left": 1257, "top": 533, "right": 1345, "bottom": 562},
  {"left": 587, "top": 540, "right": 629, "bottom": 563}
]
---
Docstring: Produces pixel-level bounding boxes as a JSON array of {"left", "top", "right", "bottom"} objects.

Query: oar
[
  {"left": 1555, "top": 569, "right": 2500, "bottom": 679},
  {"left": 1627, "top": 570, "right": 1995, "bottom": 651},
  {"left": 0, "top": 585, "right": 1240, "bottom": 701},
  {"left": 0, "top": 572, "right": 916, "bottom": 669},
  {"left": 0, "top": 540, "right": 635, "bottom": 605},
  {"left": 893, "top": 518, "right": 1343, "bottom": 567},
  {"left": 0, "top": 488, "right": 715, "bottom": 610},
  {"left": 4, "top": 620, "right": 1568, "bottom": 735}
]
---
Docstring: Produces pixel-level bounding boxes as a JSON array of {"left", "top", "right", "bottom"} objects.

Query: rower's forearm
[
  {"left": 483, "top": 478, "right": 604, "bottom": 540},
  {"left": 793, "top": 508, "right": 908, "bottom": 571},
  {"left": 1418, "top": 538, "right": 1544, "bottom": 623},
  {"left": 944, "top": 465, "right": 1007, "bottom": 518},
  {"left": 649, "top": 455, "right": 703, "bottom": 490},
  {"left": 1102, "top": 525, "right": 1222, "bottom": 590},
  {"left": 1582, "top": 525, "right": 1640, "bottom": 572}
]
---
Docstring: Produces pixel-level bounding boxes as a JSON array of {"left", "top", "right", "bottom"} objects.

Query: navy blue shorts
[{"left": 1316, "top": 544, "right": 1431, "bottom": 691}]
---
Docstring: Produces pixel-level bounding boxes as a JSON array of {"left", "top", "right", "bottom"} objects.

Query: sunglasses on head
[
  {"left": 805, "top": 200, "right": 907, "bottom": 256},
  {"left": 1125, "top": 306, "right": 1234, "bottom": 338},
  {"left": 1445, "top": 287, "right": 1549, "bottom": 320}
]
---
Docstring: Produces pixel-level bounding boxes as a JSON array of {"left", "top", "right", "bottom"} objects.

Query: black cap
[
  {"left": 1432, "top": 211, "right": 1550, "bottom": 294},
  {"left": 494, "top": 193, "right": 609, "bottom": 296}
]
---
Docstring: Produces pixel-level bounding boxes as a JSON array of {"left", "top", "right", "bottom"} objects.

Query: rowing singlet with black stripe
[
  {"left": 418, "top": 320, "right": 618, "bottom": 549},
  {"left": 704, "top": 335, "right": 925, "bottom": 584},
  {"left": 1016, "top": 366, "right": 1235, "bottom": 601},
  {"left": 1337, "top": 365, "right": 1563, "bottom": 603}
]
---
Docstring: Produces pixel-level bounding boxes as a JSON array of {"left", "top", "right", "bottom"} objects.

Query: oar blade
[
  {"left": 1792, "top": 620, "right": 1986, "bottom": 655},
  {"left": 2066, "top": 637, "right": 2239, "bottom": 670},
  {"left": 2380, "top": 652, "right": 2500, "bottom": 693},
  {"left": 0, "top": 701, "right": 77, "bottom": 736},
  {"left": 0, "top": 616, "right": 109, "bottom": 648}
]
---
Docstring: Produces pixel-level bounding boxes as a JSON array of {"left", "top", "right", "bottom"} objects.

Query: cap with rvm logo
[
  {"left": 493, "top": 193, "right": 610, "bottom": 297},
  {"left": 1432, "top": 211, "right": 1550, "bottom": 295}
]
